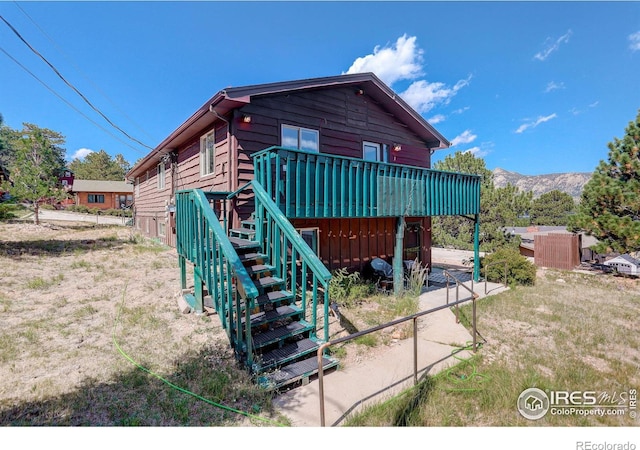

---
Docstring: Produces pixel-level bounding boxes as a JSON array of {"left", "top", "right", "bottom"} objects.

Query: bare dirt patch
[{"left": 0, "top": 221, "right": 276, "bottom": 425}]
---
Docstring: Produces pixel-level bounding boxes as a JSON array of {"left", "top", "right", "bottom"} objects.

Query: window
[
  {"left": 200, "top": 129, "right": 215, "bottom": 177},
  {"left": 363, "top": 141, "right": 387, "bottom": 162},
  {"left": 157, "top": 163, "right": 165, "bottom": 189},
  {"left": 297, "top": 228, "right": 319, "bottom": 256},
  {"left": 158, "top": 221, "right": 166, "bottom": 237},
  {"left": 282, "top": 125, "right": 319, "bottom": 152},
  {"left": 88, "top": 194, "right": 105, "bottom": 204}
]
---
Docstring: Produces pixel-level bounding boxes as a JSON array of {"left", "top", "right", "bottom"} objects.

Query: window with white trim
[
  {"left": 157, "top": 163, "right": 165, "bottom": 189},
  {"left": 200, "top": 130, "right": 215, "bottom": 177},
  {"left": 158, "top": 221, "right": 166, "bottom": 237},
  {"left": 363, "top": 141, "right": 387, "bottom": 162},
  {"left": 282, "top": 125, "right": 319, "bottom": 152}
]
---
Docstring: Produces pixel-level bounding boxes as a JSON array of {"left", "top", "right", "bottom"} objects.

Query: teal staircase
[{"left": 176, "top": 181, "right": 338, "bottom": 390}]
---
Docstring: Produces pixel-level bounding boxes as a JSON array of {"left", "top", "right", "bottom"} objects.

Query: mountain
[{"left": 492, "top": 168, "right": 592, "bottom": 199}]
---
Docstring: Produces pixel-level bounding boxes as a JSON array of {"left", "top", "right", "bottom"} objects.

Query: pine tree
[
  {"left": 569, "top": 109, "right": 640, "bottom": 254},
  {"left": 1, "top": 123, "right": 67, "bottom": 224},
  {"left": 530, "top": 190, "right": 575, "bottom": 226}
]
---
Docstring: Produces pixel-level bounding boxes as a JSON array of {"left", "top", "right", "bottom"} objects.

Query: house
[
  {"left": 125, "top": 72, "right": 481, "bottom": 388},
  {"left": 71, "top": 179, "right": 133, "bottom": 210},
  {"left": 603, "top": 254, "right": 640, "bottom": 276}
]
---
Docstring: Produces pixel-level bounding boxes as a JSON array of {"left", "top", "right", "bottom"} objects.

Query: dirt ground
[{"left": 0, "top": 221, "right": 234, "bottom": 422}]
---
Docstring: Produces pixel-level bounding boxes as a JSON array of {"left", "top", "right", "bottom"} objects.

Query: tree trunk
[{"left": 34, "top": 203, "right": 40, "bottom": 225}]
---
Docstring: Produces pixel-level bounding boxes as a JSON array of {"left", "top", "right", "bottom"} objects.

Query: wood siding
[
  {"left": 133, "top": 85, "right": 436, "bottom": 269},
  {"left": 76, "top": 192, "right": 124, "bottom": 210},
  {"left": 290, "top": 216, "right": 432, "bottom": 273}
]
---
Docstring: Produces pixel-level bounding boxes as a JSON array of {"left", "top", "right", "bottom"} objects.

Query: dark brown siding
[{"left": 534, "top": 233, "right": 580, "bottom": 270}]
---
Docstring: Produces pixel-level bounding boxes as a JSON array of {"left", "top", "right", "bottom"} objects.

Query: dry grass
[
  {"left": 0, "top": 221, "right": 281, "bottom": 426},
  {"left": 347, "top": 267, "right": 640, "bottom": 426}
]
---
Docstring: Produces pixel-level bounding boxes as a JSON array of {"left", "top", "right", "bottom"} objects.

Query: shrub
[
  {"left": 481, "top": 247, "right": 536, "bottom": 286},
  {"left": 328, "top": 268, "right": 374, "bottom": 308},
  {"left": 404, "top": 258, "right": 429, "bottom": 297},
  {"left": 0, "top": 204, "right": 16, "bottom": 221}
]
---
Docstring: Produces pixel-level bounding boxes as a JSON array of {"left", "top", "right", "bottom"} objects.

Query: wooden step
[
  {"left": 229, "top": 236, "right": 261, "bottom": 251},
  {"left": 238, "top": 252, "right": 268, "bottom": 264},
  {"left": 257, "top": 354, "right": 339, "bottom": 390},
  {"left": 241, "top": 304, "right": 302, "bottom": 328},
  {"left": 252, "top": 320, "right": 313, "bottom": 349},
  {"left": 256, "top": 337, "right": 320, "bottom": 370},
  {"left": 245, "top": 264, "right": 274, "bottom": 277},
  {"left": 255, "top": 290, "right": 295, "bottom": 307},
  {"left": 254, "top": 276, "right": 285, "bottom": 291},
  {"left": 229, "top": 228, "right": 256, "bottom": 238}
]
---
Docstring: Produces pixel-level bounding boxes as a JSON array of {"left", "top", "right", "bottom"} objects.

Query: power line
[
  {"left": 12, "top": 1, "right": 157, "bottom": 143},
  {"left": 0, "top": 46, "right": 147, "bottom": 155},
  {"left": 0, "top": 14, "right": 154, "bottom": 151}
]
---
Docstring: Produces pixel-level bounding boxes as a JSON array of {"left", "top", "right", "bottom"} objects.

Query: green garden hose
[{"left": 112, "top": 284, "right": 285, "bottom": 426}]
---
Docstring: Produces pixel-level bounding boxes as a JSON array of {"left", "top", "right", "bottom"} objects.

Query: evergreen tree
[
  {"left": 432, "top": 151, "right": 530, "bottom": 252},
  {"left": 569, "top": 110, "right": 640, "bottom": 254},
  {"left": 530, "top": 189, "right": 575, "bottom": 226},
  {"left": 68, "top": 149, "right": 131, "bottom": 180},
  {"left": 1, "top": 123, "right": 67, "bottom": 224}
]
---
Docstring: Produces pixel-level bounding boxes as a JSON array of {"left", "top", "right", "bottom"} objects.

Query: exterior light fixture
[
  {"left": 241, "top": 114, "right": 252, "bottom": 123},
  {"left": 392, "top": 144, "right": 402, "bottom": 152},
  {"left": 356, "top": 89, "right": 364, "bottom": 96}
]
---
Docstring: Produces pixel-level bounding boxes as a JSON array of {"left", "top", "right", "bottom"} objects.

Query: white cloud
[
  {"left": 70, "top": 148, "right": 94, "bottom": 160},
  {"left": 452, "top": 106, "right": 470, "bottom": 115},
  {"left": 450, "top": 130, "right": 477, "bottom": 147},
  {"left": 463, "top": 146, "right": 488, "bottom": 157},
  {"left": 428, "top": 114, "right": 446, "bottom": 124},
  {"left": 629, "top": 31, "right": 640, "bottom": 51},
  {"left": 344, "top": 34, "right": 424, "bottom": 86},
  {"left": 515, "top": 114, "right": 557, "bottom": 133},
  {"left": 544, "top": 81, "right": 565, "bottom": 93},
  {"left": 400, "top": 75, "right": 472, "bottom": 114},
  {"left": 345, "top": 34, "right": 472, "bottom": 114},
  {"left": 534, "top": 30, "right": 573, "bottom": 61}
]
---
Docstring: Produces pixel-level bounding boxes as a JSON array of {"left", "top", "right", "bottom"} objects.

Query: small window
[
  {"left": 282, "top": 125, "right": 319, "bottom": 152},
  {"left": 200, "top": 130, "right": 216, "bottom": 177},
  {"left": 158, "top": 221, "right": 166, "bottom": 237},
  {"left": 88, "top": 194, "right": 105, "bottom": 204},
  {"left": 363, "top": 141, "right": 387, "bottom": 162},
  {"left": 157, "top": 163, "right": 165, "bottom": 189}
]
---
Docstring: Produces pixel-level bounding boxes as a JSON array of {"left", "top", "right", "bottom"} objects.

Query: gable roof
[
  {"left": 72, "top": 180, "right": 133, "bottom": 193},
  {"left": 127, "top": 72, "right": 450, "bottom": 179},
  {"left": 605, "top": 254, "right": 640, "bottom": 267}
]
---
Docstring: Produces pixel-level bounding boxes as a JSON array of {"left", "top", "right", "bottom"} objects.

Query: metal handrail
[
  {"left": 316, "top": 292, "right": 479, "bottom": 427},
  {"left": 483, "top": 259, "right": 508, "bottom": 294},
  {"left": 443, "top": 269, "right": 480, "bottom": 354}
]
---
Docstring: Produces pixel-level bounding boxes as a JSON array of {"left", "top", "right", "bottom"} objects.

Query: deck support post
[
  {"left": 394, "top": 216, "right": 406, "bottom": 296},
  {"left": 473, "top": 213, "right": 480, "bottom": 282}
]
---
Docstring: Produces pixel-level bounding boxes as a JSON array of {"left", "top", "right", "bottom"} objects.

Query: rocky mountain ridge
[{"left": 492, "top": 167, "right": 592, "bottom": 199}]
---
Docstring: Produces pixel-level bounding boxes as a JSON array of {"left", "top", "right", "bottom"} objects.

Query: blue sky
[{"left": 1, "top": 1, "right": 639, "bottom": 176}]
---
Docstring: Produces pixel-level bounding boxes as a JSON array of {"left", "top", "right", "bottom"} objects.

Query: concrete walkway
[{"left": 273, "top": 277, "right": 508, "bottom": 427}]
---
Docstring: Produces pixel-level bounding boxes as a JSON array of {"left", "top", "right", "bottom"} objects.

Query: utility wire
[
  {"left": 0, "top": 14, "right": 154, "bottom": 151},
  {"left": 0, "top": 45, "right": 145, "bottom": 154},
  {"left": 12, "top": 1, "right": 156, "bottom": 143}
]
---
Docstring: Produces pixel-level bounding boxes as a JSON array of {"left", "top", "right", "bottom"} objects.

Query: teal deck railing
[
  {"left": 176, "top": 189, "right": 259, "bottom": 366},
  {"left": 230, "top": 180, "right": 333, "bottom": 343},
  {"left": 253, "top": 146, "right": 481, "bottom": 219}
]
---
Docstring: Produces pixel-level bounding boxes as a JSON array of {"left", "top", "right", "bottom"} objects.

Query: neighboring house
[
  {"left": 125, "top": 73, "right": 481, "bottom": 388},
  {"left": 604, "top": 254, "right": 640, "bottom": 276},
  {"left": 72, "top": 179, "right": 133, "bottom": 210}
]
